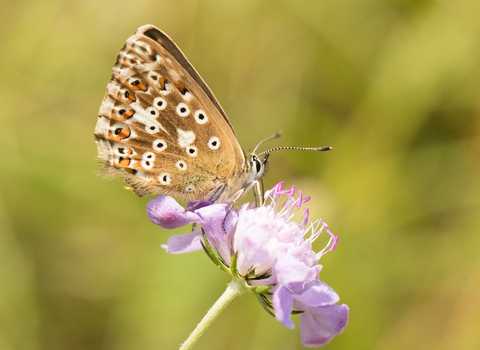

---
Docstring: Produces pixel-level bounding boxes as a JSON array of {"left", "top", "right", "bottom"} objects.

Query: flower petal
[
  {"left": 195, "top": 203, "right": 230, "bottom": 238},
  {"left": 161, "top": 229, "right": 203, "bottom": 253},
  {"left": 274, "top": 253, "right": 307, "bottom": 286},
  {"left": 147, "top": 196, "right": 202, "bottom": 229},
  {"left": 195, "top": 204, "right": 238, "bottom": 262},
  {"left": 294, "top": 281, "right": 340, "bottom": 307},
  {"left": 299, "top": 304, "right": 349, "bottom": 347},
  {"left": 272, "top": 285, "right": 294, "bottom": 329},
  {"left": 299, "top": 310, "right": 335, "bottom": 347}
]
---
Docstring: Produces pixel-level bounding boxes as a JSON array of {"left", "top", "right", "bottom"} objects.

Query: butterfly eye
[
  {"left": 176, "top": 103, "right": 190, "bottom": 117},
  {"left": 194, "top": 110, "right": 208, "bottom": 124},
  {"left": 153, "top": 97, "right": 167, "bottom": 110},
  {"left": 254, "top": 158, "right": 262, "bottom": 173},
  {"left": 153, "top": 139, "right": 167, "bottom": 151}
]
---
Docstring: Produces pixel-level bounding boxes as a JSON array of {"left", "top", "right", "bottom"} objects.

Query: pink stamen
[
  {"left": 296, "top": 190, "right": 303, "bottom": 208},
  {"left": 302, "top": 208, "right": 310, "bottom": 225},
  {"left": 277, "top": 185, "right": 295, "bottom": 197},
  {"left": 326, "top": 229, "right": 338, "bottom": 252},
  {"left": 329, "top": 235, "right": 338, "bottom": 252}
]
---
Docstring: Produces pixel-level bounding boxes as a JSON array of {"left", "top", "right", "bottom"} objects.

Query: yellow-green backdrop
[{"left": 1, "top": 0, "right": 480, "bottom": 349}]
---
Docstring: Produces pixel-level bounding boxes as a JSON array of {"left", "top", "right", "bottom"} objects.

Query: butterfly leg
[
  {"left": 221, "top": 188, "right": 246, "bottom": 233},
  {"left": 253, "top": 179, "right": 265, "bottom": 207},
  {"left": 185, "top": 200, "right": 205, "bottom": 211}
]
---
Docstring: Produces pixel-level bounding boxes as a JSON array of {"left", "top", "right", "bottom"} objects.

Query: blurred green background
[{"left": 2, "top": 0, "right": 480, "bottom": 349}]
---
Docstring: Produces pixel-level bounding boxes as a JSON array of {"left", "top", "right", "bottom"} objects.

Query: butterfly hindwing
[{"left": 95, "top": 25, "right": 247, "bottom": 200}]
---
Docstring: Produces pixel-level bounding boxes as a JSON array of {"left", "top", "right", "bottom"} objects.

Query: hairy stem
[{"left": 179, "top": 279, "right": 246, "bottom": 350}]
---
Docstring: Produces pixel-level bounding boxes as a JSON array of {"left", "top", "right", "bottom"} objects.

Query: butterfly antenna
[
  {"left": 257, "top": 146, "right": 333, "bottom": 158},
  {"left": 253, "top": 131, "right": 283, "bottom": 154}
]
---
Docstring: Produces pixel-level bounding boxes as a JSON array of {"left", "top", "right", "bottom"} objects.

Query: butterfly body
[{"left": 95, "top": 25, "right": 265, "bottom": 203}]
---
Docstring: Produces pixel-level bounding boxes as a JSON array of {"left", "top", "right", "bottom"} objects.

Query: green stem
[{"left": 179, "top": 278, "right": 246, "bottom": 350}]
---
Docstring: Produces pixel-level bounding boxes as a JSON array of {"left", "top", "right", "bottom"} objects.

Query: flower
[{"left": 147, "top": 182, "right": 348, "bottom": 347}]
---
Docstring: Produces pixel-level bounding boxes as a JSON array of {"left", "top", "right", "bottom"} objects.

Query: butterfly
[{"left": 95, "top": 25, "right": 331, "bottom": 204}]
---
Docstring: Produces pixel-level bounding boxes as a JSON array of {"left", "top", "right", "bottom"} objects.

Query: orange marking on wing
[
  {"left": 114, "top": 128, "right": 131, "bottom": 141},
  {"left": 124, "top": 167, "right": 136, "bottom": 174},
  {"left": 174, "top": 81, "right": 188, "bottom": 95},
  {"left": 122, "top": 89, "right": 136, "bottom": 103},
  {"left": 118, "top": 157, "right": 131, "bottom": 166},
  {"left": 158, "top": 77, "right": 167, "bottom": 90},
  {"left": 123, "top": 110, "right": 134, "bottom": 119},
  {"left": 132, "top": 83, "right": 148, "bottom": 92}
]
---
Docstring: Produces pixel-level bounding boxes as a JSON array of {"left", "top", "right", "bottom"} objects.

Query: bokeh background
[{"left": 2, "top": 0, "right": 480, "bottom": 349}]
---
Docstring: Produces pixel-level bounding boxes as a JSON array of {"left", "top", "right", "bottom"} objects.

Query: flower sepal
[
  {"left": 201, "top": 229, "right": 229, "bottom": 273},
  {"left": 246, "top": 284, "right": 274, "bottom": 295}
]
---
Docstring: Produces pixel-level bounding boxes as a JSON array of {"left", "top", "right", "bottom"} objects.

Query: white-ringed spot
[
  {"left": 186, "top": 145, "right": 197, "bottom": 157},
  {"left": 176, "top": 103, "right": 190, "bottom": 117},
  {"left": 143, "top": 152, "right": 155, "bottom": 160},
  {"left": 153, "top": 139, "right": 167, "bottom": 151},
  {"left": 176, "top": 160, "right": 187, "bottom": 170},
  {"left": 146, "top": 107, "right": 159, "bottom": 117},
  {"left": 146, "top": 123, "right": 159, "bottom": 134},
  {"left": 141, "top": 158, "right": 154, "bottom": 170},
  {"left": 159, "top": 172, "right": 171, "bottom": 185},
  {"left": 153, "top": 97, "right": 167, "bottom": 110},
  {"left": 194, "top": 110, "right": 208, "bottom": 124},
  {"left": 208, "top": 136, "right": 220, "bottom": 150},
  {"left": 185, "top": 185, "right": 195, "bottom": 193}
]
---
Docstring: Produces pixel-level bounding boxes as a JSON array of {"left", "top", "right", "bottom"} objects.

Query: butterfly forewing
[{"left": 95, "top": 25, "right": 247, "bottom": 200}]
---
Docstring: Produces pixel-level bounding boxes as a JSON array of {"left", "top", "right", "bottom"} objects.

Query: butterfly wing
[{"left": 95, "top": 25, "right": 247, "bottom": 201}]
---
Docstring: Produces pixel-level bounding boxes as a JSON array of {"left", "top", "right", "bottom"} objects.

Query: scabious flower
[{"left": 147, "top": 182, "right": 349, "bottom": 347}]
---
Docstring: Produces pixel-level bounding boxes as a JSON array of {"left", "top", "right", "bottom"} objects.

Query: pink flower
[{"left": 147, "top": 182, "right": 348, "bottom": 347}]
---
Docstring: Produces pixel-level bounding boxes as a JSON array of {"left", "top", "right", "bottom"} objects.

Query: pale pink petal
[
  {"left": 274, "top": 253, "right": 307, "bottom": 286},
  {"left": 309, "top": 304, "right": 349, "bottom": 335},
  {"left": 299, "top": 304, "right": 349, "bottom": 347},
  {"left": 147, "top": 196, "right": 202, "bottom": 229},
  {"left": 294, "top": 281, "right": 339, "bottom": 307},
  {"left": 299, "top": 311, "right": 335, "bottom": 347},
  {"left": 195, "top": 204, "right": 238, "bottom": 262},
  {"left": 161, "top": 229, "right": 203, "bottom": 253},
  {"left": 272, "top": 285, "right": 294, "bottom": 329}
]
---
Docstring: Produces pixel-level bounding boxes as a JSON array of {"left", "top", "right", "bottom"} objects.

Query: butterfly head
[{"left": 246, "top": 153, "right": 269, "bottom": 182}]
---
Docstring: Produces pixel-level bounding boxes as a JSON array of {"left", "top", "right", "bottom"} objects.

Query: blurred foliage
[{"left": 1, "top": 0, "right": 480, "bottom": 349}]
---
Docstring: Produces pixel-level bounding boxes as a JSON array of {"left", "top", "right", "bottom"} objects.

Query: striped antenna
[{"left": 257, "top": 146, "right": 333, "bottom": 158}]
